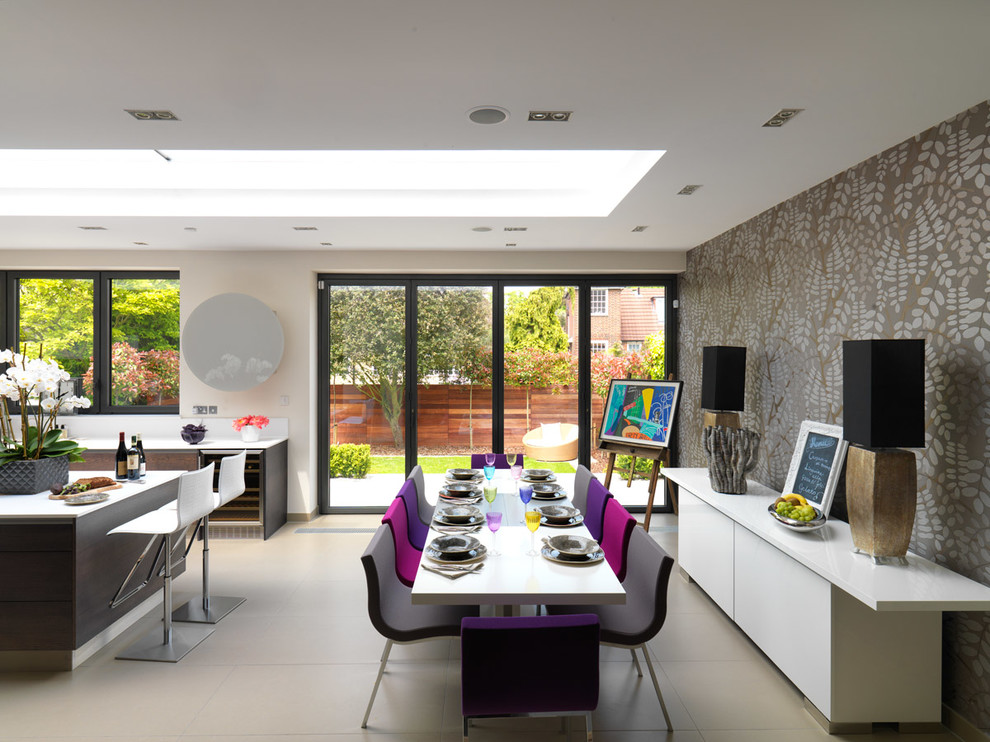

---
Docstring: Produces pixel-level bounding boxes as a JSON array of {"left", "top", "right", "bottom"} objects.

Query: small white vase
[{"left": 240, "top": 424, "right": 261, "bottom": 442}]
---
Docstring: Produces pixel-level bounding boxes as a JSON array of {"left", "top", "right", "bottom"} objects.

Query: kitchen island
[{"left": 0, "top": 471, "right": 185, "bottom": 670}]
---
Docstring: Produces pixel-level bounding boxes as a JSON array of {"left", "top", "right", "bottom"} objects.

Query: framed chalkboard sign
[{"left": 782, "top": 421, "right": 848, "bottom": 516}]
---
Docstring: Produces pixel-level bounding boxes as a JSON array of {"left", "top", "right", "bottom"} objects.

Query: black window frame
[
  {"left": 3, "top": 270, "right": 180, "bottom": 415},
  {"left": 317, "top": 273, "right": 679, "bottom": 514}
]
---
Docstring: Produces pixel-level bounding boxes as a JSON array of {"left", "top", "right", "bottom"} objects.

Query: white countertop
[
  {"left": 664, "top": 467, "right": 990, "bottom": 612},
  {"left": 0, "top": 470, "right": 183, "bottom": 519},
  {"left": 74, "top": 436, "right": 287, "bottom": 451},
  {"left": 411, "top": 475, "right": 626, "bottom": 607}
]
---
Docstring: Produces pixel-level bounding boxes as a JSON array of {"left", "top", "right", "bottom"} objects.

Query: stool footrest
[{"left": 116, "top": 623, "right": 214, "bottom": 663}]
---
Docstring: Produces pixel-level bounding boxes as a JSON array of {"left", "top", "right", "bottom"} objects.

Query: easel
[{"left": 600, "top": 440, "right": 677, "bottom": 531}]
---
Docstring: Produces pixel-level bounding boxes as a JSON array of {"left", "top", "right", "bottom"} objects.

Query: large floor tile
[
  {"left": 649, "top": 609, "right": 762, "bottom": 662},
  {"left": 592, "top": 655, "right": 694, "bottom": 732},
  {"left": 662, "top": 659, "right": 818, "bottom": 731},
  {"left": 185, "top": 662, "right": 449, "bottom": 736}
]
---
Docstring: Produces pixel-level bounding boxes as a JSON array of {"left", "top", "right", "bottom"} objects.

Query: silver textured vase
[
  {"left": 0, "top": 455, "right": 71, "bottom": 495},
  {"left": 703, "top": 426, "right": 760, "bottom": 494}
]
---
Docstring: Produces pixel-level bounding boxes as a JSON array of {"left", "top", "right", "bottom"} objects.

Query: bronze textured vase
[
  {"left": 846, "top": 445, "right": 917, "bottom": 560},
  {"left": 0, "top": 455, "right": 71, "bottom": 495},
  {"left": 703, "top": 425, "right": 760, "bottom": 494}
]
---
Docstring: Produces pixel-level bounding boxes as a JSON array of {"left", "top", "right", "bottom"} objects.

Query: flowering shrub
[
  {"left": 590, "top": 351, "right": 645, "bottom": 401},
  {"left": 0, "top": 347, "right": 90, "bottom": 464},
  {"left": 83, "top": 342, "right": 180, "bottom": 406},
  {"left": 232, "top": 415, "right": 270, "bottom": 431}
]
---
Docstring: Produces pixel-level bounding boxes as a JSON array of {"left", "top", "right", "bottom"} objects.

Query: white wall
[{"left": 1, "top": 248, "right": 686, "bottom": 516}]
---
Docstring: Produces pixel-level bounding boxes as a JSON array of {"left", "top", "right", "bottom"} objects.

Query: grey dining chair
[
  {"left": 572, "top": 463, "right": 594, "bottom": 514},
  {"left": 360, "top": 524, "right": 480, "bottom": 728},
  {"left": 547, "top": 526, "right": 675, "bottom": 731},
  {"left": 406, "top": 464, "right": 433, "bottom": 539}
]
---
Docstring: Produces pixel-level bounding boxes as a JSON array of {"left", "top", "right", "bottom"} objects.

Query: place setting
[
  {"left": 540, "top": 534, "right": 605, "bottom": 566},
  {"left": 444, "top": 467, "right": 484, "bottom": 484},
  {"left": 530, "top": 481, "right": 567, "bottom": 501},
  {"left": 438, "top": 480, "right": 483, "bottom": 503},
  {"left": 534, "top": 503, "right": 583, "bottom": 528},
  {"left": 520, "top": 468, "right": 556, "bottom": 484},
  {"left": 422, "top": 533, "right": 488, "bottom": 579},
  {"left": 432, "top": 504, "right": 485, "bottom": 533}
]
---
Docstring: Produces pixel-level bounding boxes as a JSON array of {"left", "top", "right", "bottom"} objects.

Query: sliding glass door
[{"left": 319, "top": 275, "right": 677, "bottom": 512}]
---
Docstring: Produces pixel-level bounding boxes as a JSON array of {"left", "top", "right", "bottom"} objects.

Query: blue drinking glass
[
  {"left": 519, "top": 483, "right": 533, "bottom": 510},
  {"left": 484, "top": 464, "right": 495, "bottom": 481}
]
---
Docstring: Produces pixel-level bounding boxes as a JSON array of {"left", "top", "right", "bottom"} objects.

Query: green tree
[
  {"left": 17, "top": 279, "right": 94, "bottom": 377},
  {"left": 504, "top": 286, "right": 569, "bottom": 352},
  {"left": 111, "top": 279, "right": 180, "bottom": 351},
  {"left": 642, "top": 330, "right": 666, "bottom": 380},
  {"left": 328, "top": 286, "right": 491, "bottom": 447}
]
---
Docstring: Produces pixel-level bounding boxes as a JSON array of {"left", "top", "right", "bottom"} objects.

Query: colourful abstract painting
[{"left": 598, "top": 379, "right": 682, "bottom": 449}]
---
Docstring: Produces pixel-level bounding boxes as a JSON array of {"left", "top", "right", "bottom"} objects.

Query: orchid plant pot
[{"left": 0, "top": 455, "right": 70, "bottom": 495}]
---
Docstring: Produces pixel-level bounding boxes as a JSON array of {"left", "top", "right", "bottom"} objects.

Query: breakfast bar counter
[{"left": 0, "top": 471, "right": 184, "bottom": 670}]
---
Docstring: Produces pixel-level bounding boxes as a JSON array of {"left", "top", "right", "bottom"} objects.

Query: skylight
[{"left": 0, "top": 149, "right": 664, "bottom": 218}]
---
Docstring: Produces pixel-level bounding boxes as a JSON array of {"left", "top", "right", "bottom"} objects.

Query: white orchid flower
[{"left": 39, "top": 397, "right": 58, "bottom": 412}]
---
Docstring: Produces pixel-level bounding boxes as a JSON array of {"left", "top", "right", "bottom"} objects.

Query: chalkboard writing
[{"left": 792, "top": 432, "right": 839, "bottom": 505}]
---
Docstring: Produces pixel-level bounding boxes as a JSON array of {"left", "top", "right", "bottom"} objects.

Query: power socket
[
  {"left": 208, "top": 406, "right": 218, "bottom": 414},
  {"left": 193, "top": 405, "right": 208, "bottom": 415}
]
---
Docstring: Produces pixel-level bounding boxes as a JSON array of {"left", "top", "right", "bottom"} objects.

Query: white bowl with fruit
[{"left": 768, "top": 493, "right": 827, "bottom": 532}]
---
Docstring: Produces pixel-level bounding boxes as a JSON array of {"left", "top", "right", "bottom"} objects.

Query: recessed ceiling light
[
  {"left": 0, "top": 149, "right": 665, "bottom": 218},
  {"left": 184, "top": 226, "right": 197, "bottom": 231},
  {"left": 505, "top": 243, "right": 517, "bottom": 247},
  {"left": 504, "top": 226, "right": 528, "bottom": 232},
  {"left": 472, "top": 226, "right": 493, "bottom": 232},
  {"left": 763, "top": 109, "right": 803, "bottom": 127},
  {"left": 293, "top": 226, "right": 317, "bottom": 231},
  {"left": 631, "top": 225, "right": 648, "bottom": 232},
  {"left": 78, "top": 225, "right": 106, "bottom": 230},
  {"left": 320, "top": 242, "right": 333, "bottom": 246},
  {"left": 125, "top": 109, "right": 180, "bottom": 121},
  {"left": 468, "top": 106, "right": 509, "bottom": 125},
  {"left": 529, "top": 111, "right": 571, "bottom": 122},
  {"left": 677, "top": 184, "right": 702, "bottom": 195},
  {"left": 132, "top": 241, "right": 148, "bottom": 245}
]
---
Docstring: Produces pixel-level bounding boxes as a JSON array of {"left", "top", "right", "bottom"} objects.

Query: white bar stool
[
  {"left": 172, "top": 450, "right": 248, "bottom": 624},
  {"left": 108, "top": 464, "right": 217, "bottom": 662}
]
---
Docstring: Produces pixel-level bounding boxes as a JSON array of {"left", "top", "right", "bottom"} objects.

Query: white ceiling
[{"left": 1, "top": 0, "right": 988, "bottom": 253}]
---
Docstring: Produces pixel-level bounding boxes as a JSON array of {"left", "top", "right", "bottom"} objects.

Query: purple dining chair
[
  {"left": 361, "top": 525, "right": 479, "bottom": 729},
  {"left": 584, "top": 478, "right": 613, "bottom": 542},
  {"left": 460, "top": 614, "right": 600, "bottom": 741},
  {"left": 546, "top": 527, "right": 675, "bottom": 731},
  {"left": 600, "top": 497, "right": 637, "bottom": 582},
  {"left": 381, "top": 497, "right": 421, "bottom": 588},
  {"left": 469, "top": 453, "right": 526, "bottom": 470},
  {"left": 397, "top": 478, "right": 429, "bottom": 550}
]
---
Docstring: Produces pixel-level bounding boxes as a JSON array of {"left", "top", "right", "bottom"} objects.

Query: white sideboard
[{"left": 664, "top": 467, "right": 990, "bottom": 734}]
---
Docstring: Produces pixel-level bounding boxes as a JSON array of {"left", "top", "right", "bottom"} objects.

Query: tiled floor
[{"left": 0, "top": 513, "right": 964, "bottom": 742}]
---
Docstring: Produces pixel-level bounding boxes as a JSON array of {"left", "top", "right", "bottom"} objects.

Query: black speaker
[
  {"left": 701, "top": 346, "right": 746, "bottom": 411},
  {"left": 842, "top": 339, "right": 925, "bottom": 448}
]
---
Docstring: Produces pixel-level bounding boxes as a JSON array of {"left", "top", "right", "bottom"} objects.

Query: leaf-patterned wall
[{"left": 680, "top": 100, "right": 990, "bottom": 726}]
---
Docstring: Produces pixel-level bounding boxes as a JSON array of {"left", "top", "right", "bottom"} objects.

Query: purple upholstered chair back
[
  {"left": 601, "top": 497, "right": 638, "bottom": 581},
  {"left": 584, "top": 477, "right": 613, "bottom": 542},
  {"left": 461, "top": 614, "right": 599, "bottom": 717},
  {"left": 397, "top": 479, "right": 429, "bottom": 550},
  {"left": 382, "top": 498, "right": 420, "bottom": 588},
  {"left": 469, "top": 453, "right": 525, "bottom": 470}
]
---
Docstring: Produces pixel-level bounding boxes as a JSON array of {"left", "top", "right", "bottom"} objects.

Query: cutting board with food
[{"left": 49, "top": 477, "right": 123, "bottom": 500}]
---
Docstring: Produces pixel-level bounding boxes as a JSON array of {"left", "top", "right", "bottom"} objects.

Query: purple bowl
[{"left": 181, "top": 429, "right": 206, "bottom": 444}]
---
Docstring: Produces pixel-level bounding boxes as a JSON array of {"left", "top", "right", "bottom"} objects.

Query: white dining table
[{"left": 410, "top": 471, "right": 626, "bottom": 609}]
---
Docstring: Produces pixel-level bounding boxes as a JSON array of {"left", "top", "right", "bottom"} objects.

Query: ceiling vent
[
  {"left": 292, "top": 226, "right": 318, "bottom": 231},
  {"left": 504, "top": 226, "right": 528, "bottom": 232},
  {"left": 320, "top": 242, "right": 333, "bottom": 246},
  {"left": 78, "top": 225, "right": 107, "bottom": 230},
  {"left": 528, "top": 111, "right": 571, "bottom": 122},
  {"left": 631, "top": 225, "right": 648, "bottom": 232},
  {"left": 132, "top": 241, "right": 148, "bottom": 246},
  {"left": 125, "top": 109, "right": 180, "bottom": 121},
  {"left": 677, "top": 184, "right": 702, "bottom": 195},
  {"left": 505, "top": 243, "right": 517, "bottom": 247},
  {"left": 762, "top": 109, "right": 803, "bottom": 127}
]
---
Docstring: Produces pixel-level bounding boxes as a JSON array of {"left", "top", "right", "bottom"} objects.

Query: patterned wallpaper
[{"left": 679, "top": 101, "right": 990, "bottom": 726}]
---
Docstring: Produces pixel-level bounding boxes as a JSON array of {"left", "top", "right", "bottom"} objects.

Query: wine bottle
[
  {"left": 127, "top": 436, "right": 140, "bottom": 480},
  {"left": 135, "top": 433, "right": 147, "bottom": 478},
  {"left": 115, "top": 432, "right": 128, "bottom": 481}
]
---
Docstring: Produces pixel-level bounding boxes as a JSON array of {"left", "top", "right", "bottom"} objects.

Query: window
[
  {"left": 590, "top": 288, "right": 608, "bottom": 315},
  {"left": 591, "top": 340, "right": 608, "bottom": 354},
  {"left": 626, "top": 342, "right": 642, "bottom": 352},
  {"left": 7, "top": 271, "right": 179, "bottom": 413}
]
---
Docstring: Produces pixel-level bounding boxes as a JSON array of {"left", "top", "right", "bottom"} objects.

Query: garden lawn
[{"left": 368, "top": 456, "right": 576, "bottom": 475}]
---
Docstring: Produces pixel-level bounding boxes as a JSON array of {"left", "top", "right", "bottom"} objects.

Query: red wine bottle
[
  {"left": 127, "top": 436, "right": 140, "bottom": 480},
  {"left": 115, "top": 432, "right": 128, "bottom": 481}
]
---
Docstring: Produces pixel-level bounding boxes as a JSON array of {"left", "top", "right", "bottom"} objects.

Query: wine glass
[
  {"left": 525, "top": 510, "right": 541, "bottom": 556},
  {"left": 503, "top": 452, "right": 517, "bottom": 469},
  {"left": 510, "top": 457, "right": 523, "bottom": 492},
  {"left": 486, "top": 511, "right": 502, "bottom": 557},
  {"left": 483, "top": 481, "right": 498, "bottom": 507},
  {"left": 519, "top": 483, "right": 533, "bottom": 511},
  {"left": 485, "top": 452, "right": 496, "bottom": 467},
  {"left": 483, "top": 462, "right": 496, "bottom": 482}
]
